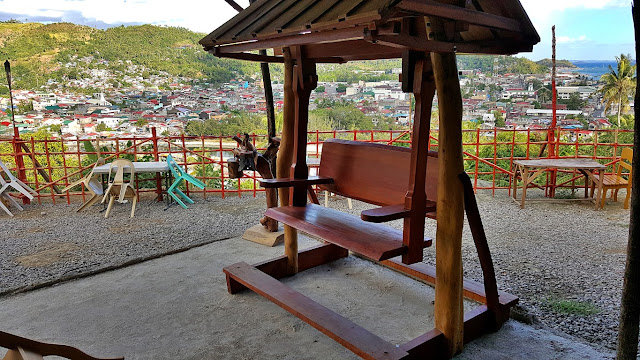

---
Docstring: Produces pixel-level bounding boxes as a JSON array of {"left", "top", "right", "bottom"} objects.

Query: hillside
[
  {"left": 0, "top": 21, "right": 255, "bottom": 91},
  {"left": 536, "top": 58, "right": 576, "bottom": 68},
  {"left": 0, "top": 21, "right": 549, "bottom": 92},
  {"left": 457, "top": 55, "right": 548, "bottom": 74}
]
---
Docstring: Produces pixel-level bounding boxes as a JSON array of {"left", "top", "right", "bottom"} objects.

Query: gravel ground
[
  {"left": 0, "top": 193, "right": 266, "bottom": 294},
  {"left": 0, "top": 188, "right": 631, "bottom": 354}
]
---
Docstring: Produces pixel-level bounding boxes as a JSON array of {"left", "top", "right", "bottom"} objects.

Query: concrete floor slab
[{"left": 0, "top": 236, "right": 613, "bottom": 359}]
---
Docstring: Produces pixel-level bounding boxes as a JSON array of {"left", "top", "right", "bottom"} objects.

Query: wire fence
[{"left": 0, "top": 128, "right": 633, "bottom": 205}]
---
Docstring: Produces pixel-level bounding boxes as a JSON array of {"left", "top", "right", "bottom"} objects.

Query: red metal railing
[{"left": 0, "top": 128, "right": 633, "bottom": 204}]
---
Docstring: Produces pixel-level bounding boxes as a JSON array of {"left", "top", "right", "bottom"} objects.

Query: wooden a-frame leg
[
  {"left": 402, "top": 53, "right": 435, "bottom": 265},
  {"left": 432, "top": 50, "right": 465, "bottom": 356}
]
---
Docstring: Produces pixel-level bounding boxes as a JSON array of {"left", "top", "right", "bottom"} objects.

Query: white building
[{"left": 556, "top": 86, "right": 597, "bottom": 100}]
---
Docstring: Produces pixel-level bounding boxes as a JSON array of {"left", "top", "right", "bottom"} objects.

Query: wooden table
[
  {"left": 94, "top": 161, "right": 171, "bottom": 206},
  {"left": 512, "top": 158, "right": 606, "bottom": 209},
  {"left": 93, "top": 161, "right": 169, "bottom": 174}
]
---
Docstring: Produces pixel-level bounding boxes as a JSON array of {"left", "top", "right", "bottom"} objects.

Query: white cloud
[
  {"left": 0, "top": 0, "right": 242, "bottom": 33},
  {"left": 556, "top": 35, "right": 589, "bottom": 44}
]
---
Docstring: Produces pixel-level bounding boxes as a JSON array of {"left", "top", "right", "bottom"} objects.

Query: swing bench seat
[
  {"left": 261, "top": 138, "right": 438, "bottom": 262},
  {"left": 266, "top": 203, "right": 432, "bottom": 261}
]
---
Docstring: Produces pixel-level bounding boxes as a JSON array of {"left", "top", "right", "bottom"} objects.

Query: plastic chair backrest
[
  {"left": 108, "top": 159, "right": 135, "bottom": 185},
  {"left": 89, "top": 157, "right": 106, "bottom": 176},
  {"left": 0, "top": 159, "right": 15, "bottom": 182},
  {"left": 167, "top": 155, "right": 182, "bottom": 179}
]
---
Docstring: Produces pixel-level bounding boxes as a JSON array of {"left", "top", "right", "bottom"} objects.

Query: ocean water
[{"left": 570, "top": 60, "right": 635, "bottom": 79}]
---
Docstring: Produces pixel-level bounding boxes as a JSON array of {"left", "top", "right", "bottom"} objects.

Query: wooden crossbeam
[
  {"left": 211, "top": 26, "right": 367, "bottom": 53},
  {"left": 226, "top": 243, "right": 348, "bottom": 294},
  {"left": 396, "top": 0, "right": 521, "bottom": 32},
  {"left": 224, "top": 262, "right": 410, "bottom": 360}
]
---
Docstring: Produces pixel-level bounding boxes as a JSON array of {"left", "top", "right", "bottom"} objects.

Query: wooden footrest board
[
  {"left": 223, "top": 262, "right": 409, "bottom": 360},
  {"left": 266, "top": 204, "right": 431, "bottom": 261}
]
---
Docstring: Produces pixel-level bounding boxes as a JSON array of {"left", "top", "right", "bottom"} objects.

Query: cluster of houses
[{"left": 0, "top": 65, "right": 622, "bottom": 141}]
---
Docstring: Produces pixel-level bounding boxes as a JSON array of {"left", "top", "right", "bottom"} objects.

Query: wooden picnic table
[{"left": 513, "top": 158, "right": 606, "bottom": 210}]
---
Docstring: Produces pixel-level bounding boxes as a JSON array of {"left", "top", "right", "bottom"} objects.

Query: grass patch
[
  {"left": 553, "top": 190, "right": 580, "bottom": 199},
  {"left": 547, "top": 298, "right": 600, "bottom": 316}
]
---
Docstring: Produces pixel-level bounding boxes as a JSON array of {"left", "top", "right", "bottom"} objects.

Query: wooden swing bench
[{"left": 224, "top": 139, "right": 518, "bottom": 360}]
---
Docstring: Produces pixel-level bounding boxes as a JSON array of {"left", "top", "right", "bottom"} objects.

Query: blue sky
[{"left": 0, "top": 0, "right": 635, "bottom": 61}]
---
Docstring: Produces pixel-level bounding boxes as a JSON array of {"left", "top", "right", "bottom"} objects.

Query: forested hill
[
  {"left": 0, "top": 21, "right": 548, "bottom": 92},
  {"left": 0, "top": 21, "right": 254, "bottom": 90}
]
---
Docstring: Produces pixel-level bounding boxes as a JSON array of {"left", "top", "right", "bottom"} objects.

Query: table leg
[
  {"left": 521, "top": 167, "right": 529, "bottom": 209},
  {"left": 99, "top": 174, "right": 108, "bottom": 212},
  {"left": 512, "top": 166, "right": 519, "bottom": 202},
  {"left": 164, "top": 172, "right": 172, "bottom": 210},
  {"left": 595, "top": 171, "right": 604, "bottom": 210}
]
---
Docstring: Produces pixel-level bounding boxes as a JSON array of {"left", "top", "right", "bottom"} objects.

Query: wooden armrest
[
  {"left": 0, "top": 330, "right": 123, "bottom": 360},
  {"left": 361, "top": 201, "right": 437, "bottom": 223},
  {"left": 259, "top": 176, "right": 334, "bottom": 189}
]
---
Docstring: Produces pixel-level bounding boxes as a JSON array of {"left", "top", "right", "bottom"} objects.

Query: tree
[
  {"left": 135, "top": 119, "right": 148, "bottom": 127},
  {"left": 315, "top": 86, "right": 325, "bottom": 93},
  {"left": 560, "top": 92, "right": 586, "bottom": 110},
  {"left": 617, "top": 5, "right": 640, "bottom": 360},
  {"left": 599, "top": 54, "right": 637, "bottom": 127},
  {"left": 95, "top": 123, "right": 111, "bottom": 132},
  {"left": 336, "top": 84, "right": 347, "bottom": 93},
  {"left": 493, "top": 110, "right": 505, "bottom": 127}
]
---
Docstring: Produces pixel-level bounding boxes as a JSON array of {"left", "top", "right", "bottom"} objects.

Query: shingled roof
[{"left": 201, "top": 0, "right": 539, "bottom": 62}]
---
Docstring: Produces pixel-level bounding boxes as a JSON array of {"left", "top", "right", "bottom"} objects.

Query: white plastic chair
[
  {"left": 101, "top": 159, "right": 137, "bottom": 218},
  {"left": 62, "top": 158, "right": 105, "bottom": 212},
  {"left": 0, "top": 159, "right": 37, "bottom": 217}
]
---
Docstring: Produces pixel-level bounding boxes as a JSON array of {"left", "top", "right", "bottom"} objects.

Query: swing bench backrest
[{"left": 317, "top": 138, "right": 439, "bottom": 208}]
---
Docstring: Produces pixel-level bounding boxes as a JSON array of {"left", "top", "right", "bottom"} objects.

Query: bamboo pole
[
  {"left": 432, "top": 50, "right": 465, "bottom": 357},
  {"left": 616, "top": 2, "right": 640, "bottom": 358}
]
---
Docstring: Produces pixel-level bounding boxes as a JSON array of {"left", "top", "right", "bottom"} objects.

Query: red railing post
[
  {"left": 474, "top": 128, "right": 480, "bottom": 191},
  {"left": 151, "top": 127, "right": 163, "bottom": 201},
  {"left": 219, "top": 136, "right": 225, "bottom": 199},
  {"left": 181, "top": 133, "right": 190, "bottom": 198},
  {"left": 12, "top": 127, "right": 29, "bottom": 204},
  {"left": 201, "top": 134, "right": 207, "bottom": 200}
]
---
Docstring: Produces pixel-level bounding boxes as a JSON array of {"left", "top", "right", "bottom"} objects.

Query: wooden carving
[{"left": 228, "top": 134, "right": 281, "bottom": 232}]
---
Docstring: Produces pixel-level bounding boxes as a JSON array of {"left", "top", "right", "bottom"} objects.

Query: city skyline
[{"left": 0, "top": 0, "right": 635, "bottom": 61}]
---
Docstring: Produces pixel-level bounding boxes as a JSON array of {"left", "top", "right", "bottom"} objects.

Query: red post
[
  {"left": 151, "top": 127, "right": 163, "bottom": 201},
  {"left": 475, "top": 128, "right": 480, "bottom": 191},
  {"left": 219, "top": 136, "right": 225, "bottom": 199},
  {"left": 550, "top": 25, "right": 557, "bottom": 159},
  {"left": 12, "top": 127, "right": 29, "bottom": 204},
  {"left": 201, "top": 134, "right": 207, "bottom": 200}
]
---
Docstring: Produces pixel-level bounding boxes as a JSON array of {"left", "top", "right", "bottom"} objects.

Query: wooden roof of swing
[{"left": 200, "top": 0, "right": 540, "bottom": 62}]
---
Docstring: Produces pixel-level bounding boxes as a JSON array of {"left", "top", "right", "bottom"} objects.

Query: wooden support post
[
  {"left": 290, "top": 46, "right": 317, "bottom": 207},
  {"left": 279, "top": 47, "right": 298, "bottom": 274},
  {"left": 278, "top": 48, "right": 295, "bottom": 207},
  {"left": 403, "top": 55, "right": 436, "bottom": 265},
  {"left": 617, "top": 4, "right": 640, "bottom": 358},
  {"left": 432, "top": 48, "right": 465, "bottom": 357}
]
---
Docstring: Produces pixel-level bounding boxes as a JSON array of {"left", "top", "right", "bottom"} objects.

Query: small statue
[{"left": 228, "top": 134, "right": 281, "bottom": 232}]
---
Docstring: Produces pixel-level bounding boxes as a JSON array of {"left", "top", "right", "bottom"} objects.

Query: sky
[{"left": 0, "top": 0, "right": 635, "bottom": 61}]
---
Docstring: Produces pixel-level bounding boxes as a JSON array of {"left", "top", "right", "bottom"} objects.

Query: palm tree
[{"left": 599, "top": 54, "right": 637, "bottom": 127}]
